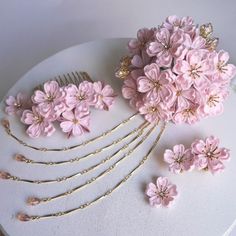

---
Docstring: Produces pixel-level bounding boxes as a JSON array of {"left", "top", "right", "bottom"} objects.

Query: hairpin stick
[
  {"left": 14, "top": 121, "right": 148, "bottom": 166},
  {"left": 18, "top": 123, "right": 166, "bottom": 221},
  {"left": 1, "top": 122, "right": 151, "bottom": 185}
]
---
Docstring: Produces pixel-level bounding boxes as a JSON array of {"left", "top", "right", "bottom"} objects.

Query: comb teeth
[{"left": 34, "top": 71, "right": 93, "bottom": 91}]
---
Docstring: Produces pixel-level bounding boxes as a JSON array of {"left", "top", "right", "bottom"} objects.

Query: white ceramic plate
[{"left": 0, "top": 39, "right": 236, "bottom": 236}]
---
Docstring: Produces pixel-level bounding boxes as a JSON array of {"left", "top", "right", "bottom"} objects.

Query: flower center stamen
[
  {"left": 14, "top": 102, "right": 22, "bottom": 109},
  {"left": 217, "top": 60, "right": 227, "bottom": 73},
  {"left": 207, "top": 95, "right": 220, "bottom": 107},
  {"left": 72, "top": 119, "right": 79, "bottom": 124},
  {"left": 189, "top": 64, "right": 202, "bottom": 79}
]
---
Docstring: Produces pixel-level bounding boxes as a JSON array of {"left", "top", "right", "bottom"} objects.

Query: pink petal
[
  {"left": 62, "top": 111, "right": 74, "bottom": 121},
  {"left": 44, "top": 81, "right": 59, "bottom": 95},
  {"left": 5, "top": 96, "right": 16, "bottom": 106},
  {"left": 60, "top": 121, "right": 73, "bottom": 133},
  {"left": 26, "top": 124, "right": 41, "bottom": 138},
  {"left": 72, "top": 124, "right": 83, "bottom": 136}
]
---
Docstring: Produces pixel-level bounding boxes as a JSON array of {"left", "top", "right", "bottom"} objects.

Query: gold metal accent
[
  {"left": 200, "top": 23, "right": 213, "bottom": 39},
  {"left": 15, "top": 121, "right": 147, "bottom": 165},
  {"left": 1, "top": 113, "right": 138, "bottom": 152},
  {"left": 200, "top": 23, "right": 219, "bottom": 51},
  {"left": 28, "top": 123, "right": 155, "bottom": 204},
  {"left": 18, "top": 123, "right": 166, "bottom": 221},
  {"left": 115, "top": 56, "right": 131, "bottom": 79},
  {"left": 3, "top": 122, "right": 150, "bottom": 184},
  {"left": 34, "top": 71, "right": 93, "bottom": 91}
]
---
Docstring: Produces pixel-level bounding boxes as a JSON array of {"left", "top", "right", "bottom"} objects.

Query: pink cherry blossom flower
[
  {"left": 173, "top": 104, "right": 200, "bottom": 124},
  {"left": 173, "top": 49, "right": 212, "bottom": 90},
  {"left": 21, "top": 106, "right": 55, "bottom": 138},
  {"left": 163, "top": 15, "right": 195, "bottom": 36},
  {"left": 137, "top": 63, "right": 174, "bottom": 103},
  {"left": 187, "top": 35, "right": 206, "bottom": 50},
  {"left": 145, "top": 177, "right": 178, "bottom": 207},
  {"left": 147, "top": 28, "right": 188, "bottom": 67},
  {"left": 191, "top": 136, "right": 230, "bottom": 174},
  {"left": 128, "top": 28, "right": 155, "bottom": 54},
  {"left": 5, "top": 92, "right": 31, "bottom": 116},
  {"left": 169, "top": 80, "right": 198, "bottom": 112},
  {"left": 65, "top": 81, "right": 95, "bottom": 109},
  {"left": 122, "top": 75, "right": 143, "bottom": 109},
  {"left": 60, "top": 104, "right": 90, "bottom": 137},
  {"left": 32, "top": 80, "right": 66, "bottom": 119},
  {"left": 164, "top": 144, "right": 194, "bottom": 173},
  {"left": 139, "top": 100, "right": 171, "bottom": 123},
  {"left": 93, "top": 81, "right": 116, "bottom": 110},
  {"left": 212, "top": 50, "right": 236, "bottom": 82},
  {"left": 130, "top": 50, "right": 152, "bottom": 78},
  {"left": 199, "top": 85, "right": 228, "bottom": 117}
]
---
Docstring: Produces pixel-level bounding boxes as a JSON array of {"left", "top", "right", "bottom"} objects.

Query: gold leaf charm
[
  {"left": 200, "top": 23, "right": 213, "bottom": 39},
  {"left": 200, "top": 23, "right": 218, "bottom": 51},
  {"left": 115, "top": 56, "right": 131, "bottom": 79},
  {"left": 206, "top": 37, "right": 219, "bottom": 51}
]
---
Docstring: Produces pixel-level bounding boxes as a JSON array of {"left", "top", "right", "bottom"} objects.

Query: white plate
[{"left": 0, "top": 39, "right": 236, "bottom": 236}]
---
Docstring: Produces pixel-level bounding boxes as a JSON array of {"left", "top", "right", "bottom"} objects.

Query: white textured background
[{"left": 0, "top": 0, "right": 236, "bottom": 235}]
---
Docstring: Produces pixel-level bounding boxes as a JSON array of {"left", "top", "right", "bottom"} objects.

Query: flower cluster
[
  {"left": 5, "top": 80, "right": 116, "bottom": 138},
  {"left": 118, "top": 15, "right": 236, "bottom": 124},
  {"left": 164, "top": 136, "right": 230, "bottom": 174}
]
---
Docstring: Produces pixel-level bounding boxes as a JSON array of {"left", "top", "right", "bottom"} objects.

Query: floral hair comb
[{"left": 3, "top": 71, "right": 117, "bottom": 139}]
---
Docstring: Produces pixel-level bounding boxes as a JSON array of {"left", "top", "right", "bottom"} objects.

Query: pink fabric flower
[
  {"left": 60, "top": 104, "right": 90, "bottom": 137},
  {"left": 65, "top": 81, "right": 95, "bottom": 109},
  {"left": 93, "top": 81, "right": 116, "bottom": 110},
  {"left": 169, "top": 80, "right": 197, "bottom": 112},
  {"left": 5, "top": 92, "right": 31, "bottom": 116},
  {"left": 32, "top": 80, "right": 66, "bottom": 119},
  {"left": 164, "top": 144, "right": 194, "bottom": 173},
  {"left": 145, "top": 177, "right": 178, "bottom": 207},
  {"left": 139, "top": 100, "right": 171, "bottom": 123},
  {"left": 122, "top": 75, "right": 143, "bottom": 109},
  {"left": 173, "top": 104, "right": 200, "bottom": 124},
  {"left": 163, "top": 15, "right": 195, "bottom": 36},
  {"left": 128, "top": 28, "right": 155, "bottom": 54},
  {"left": 130, "top": 50, "right": 152, "bottom": 78},
  {"left": 173, "top": 49, "right": 212, "bottom": 89},
  {"left": 21, "top": 106, "right": 55, "bottom": 138},
  {"left": 137, "top": 63, "right": 174, "bottom": 103},
  {"left": 199, "top": 85, "right": 228, "bottom": 117},
  {"left": 147, "top": 28, "right": 188, "bottom": 67},
  {"left": 212, "top": 50, "right": 236, "bottom": 82},
  {"left": 191, "top": 136, "right": 230, "bottom": 174}
]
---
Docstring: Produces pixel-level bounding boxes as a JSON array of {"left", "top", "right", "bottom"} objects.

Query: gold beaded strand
[
  {"left": 0, "top": 122, "right": 151, "bottom": 184},
  {"left": 1, "top": 112, "right": 138, "bottom": 152},
  {"left": 14, "top": 121, "right": 147, "bottom": 166},
  {"left": 17, "top": 123, "right": 166, "bottom": 222},
  {"left": 27, "top": 123, "right": 156, "bottom": 205}
]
